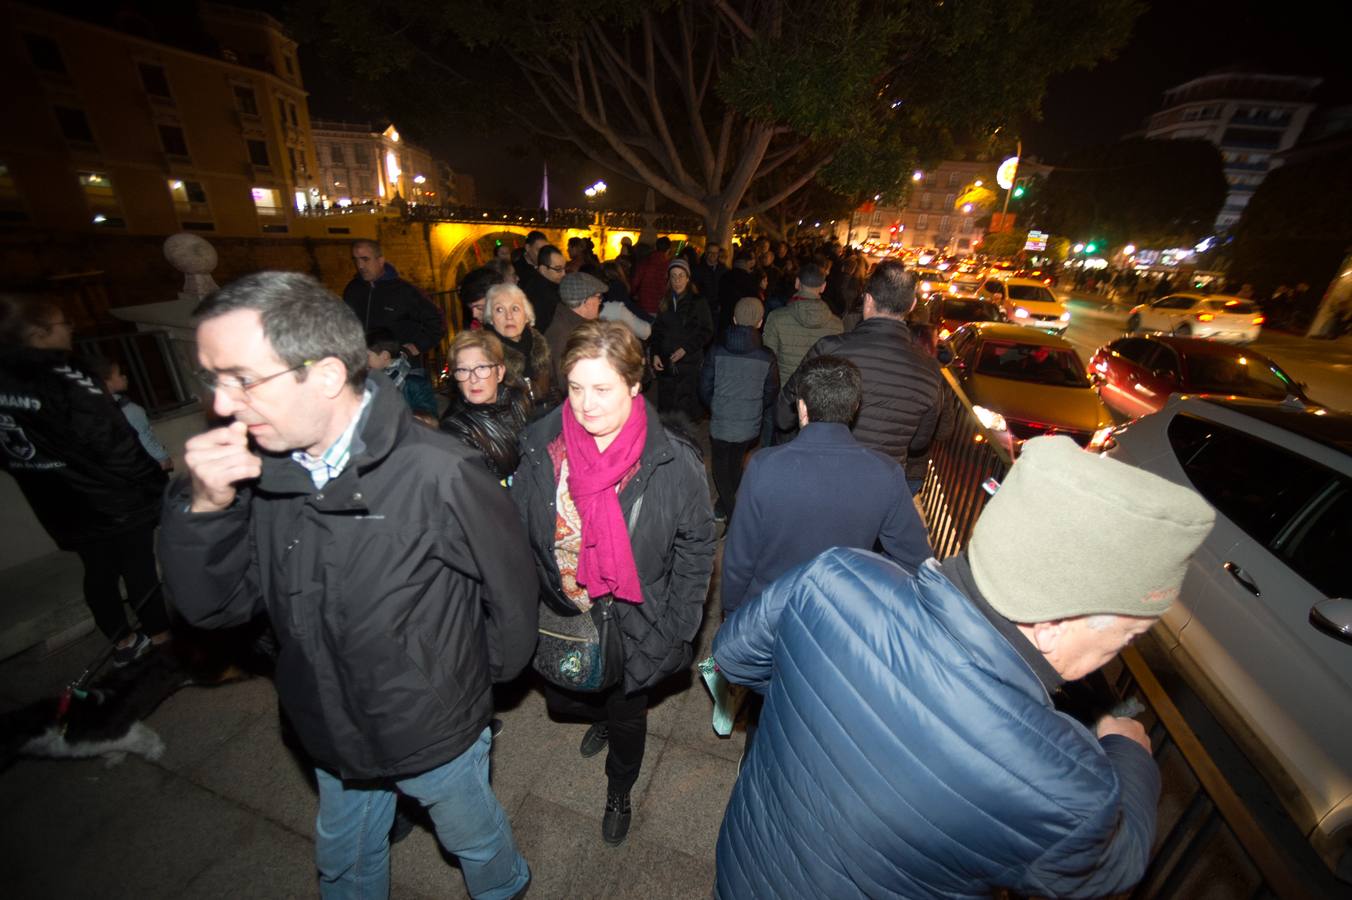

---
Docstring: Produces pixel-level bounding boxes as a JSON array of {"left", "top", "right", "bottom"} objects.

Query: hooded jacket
[
  {"left": 714, "top": 549, "right": 1160, "bottom": 899},
  {"left": 511, "top": 401, "right": 716, "bottom": 693},
  {"left": 762, "top": 293, "right": 843, "bottom": 387},
  {"left": 342, "top": 263, "right": 446, "bottom": 354},
  {"left": 158, "top": 376, "right": 538, "bottom": 779},
  {"left": 0, "top": 346, "right": 166, "bottom": 548},
  {"left": 699, "top": 325, "right": 778, "bottom": 443}
]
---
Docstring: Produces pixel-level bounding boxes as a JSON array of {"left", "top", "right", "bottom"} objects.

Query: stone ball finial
[{"left": 164, "top": 232, "right": 219, "bottom": 300}]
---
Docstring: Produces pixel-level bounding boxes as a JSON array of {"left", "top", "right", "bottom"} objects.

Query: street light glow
[
  {"left": 962, "top": 203, "right": 973, "bottom": 213},
  {"left": 974, "top": 179, "right": 983, "bottom": 187},
  {"left": 413, "top": 174, "right": 426, "bottom": 184},
  {"left": 912, "top": 170, "right": 923, "bottom": 181},
  {"left": 1073, "top": 243, "right": 1085, "bottom": 253},
  {"left": 1123, "top": 244, "right": 1136, "bottom": 256}
]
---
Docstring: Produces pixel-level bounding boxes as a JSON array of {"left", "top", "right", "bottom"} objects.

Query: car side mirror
[{"left": 1310, "top": 598, "right": 1352, "bottom": 645}]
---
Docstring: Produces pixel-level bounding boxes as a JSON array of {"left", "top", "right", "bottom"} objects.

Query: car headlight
[
  {"left": 1060, "top": 311, "right": 1071, "bottom": 322},
  {"left": 949, "top": 284, "right": 959, "bottom": 295},
  {"left": 920, "top": 281, "right": 933, "bottom": 294},
  {"left": 972, "top": 405, "right": 1008, "bottom": 432},
  {"left": 1014, "top": 307, "right": 1030, "bottom": 319}
]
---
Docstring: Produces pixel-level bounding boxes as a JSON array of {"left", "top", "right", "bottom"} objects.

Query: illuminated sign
[{"left": 1024, "top": 230, "right": 1048, "bottom": 252}]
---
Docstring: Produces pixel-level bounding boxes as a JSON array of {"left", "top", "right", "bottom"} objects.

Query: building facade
[
  {"left": 840, "top": 157, "right": 1051, "bottom": 253},
  {"left": 1145, "top": 70, "right": 1320, "bottom": 230},
  {"left": 1, "top": 2, "right": 324, "bottom": 237},
  {"left": 312, "top": 121, "right": 460, "bottom": 208}
]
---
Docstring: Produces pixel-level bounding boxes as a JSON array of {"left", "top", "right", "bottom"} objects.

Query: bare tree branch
[
  {"left": 712, "top": 0, "right": 757, "bottom": 40},
  {"left": 752, "top": 139, "right": 810, "bottom": 181},
  {"left": 640, "top": 11, "right": 696, "bottom": 192},
  {"left": 677, "top": 4, "right": 717, "bottom": 192},
  {"left": 737, "top": 153, "right": 835, "bottom": 218}
]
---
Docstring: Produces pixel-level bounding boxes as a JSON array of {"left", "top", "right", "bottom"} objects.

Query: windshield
[
  {"left": 975, "top": 341, "right": 1087, "bottom": 386},
  {"left": 951, "top": 275, "right": 983, "bottom": 288},
  {"left": 1007, "top": 284, "right": 1057, "bottom": 303},
  {"left": 1184, "top": 353, "right": 1297, "bottom": 400},
  {"left": 943, "top": 299, "right": 1000, "bottom": 322}
]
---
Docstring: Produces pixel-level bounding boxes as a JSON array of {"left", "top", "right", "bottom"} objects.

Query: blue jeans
[{"left": 314, "top": 727, "right": 529, "bottom": 900}]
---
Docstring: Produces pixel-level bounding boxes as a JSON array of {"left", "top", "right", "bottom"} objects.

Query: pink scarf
[{"left": 561, "top": 393, "right": 648, "bottom": 604}]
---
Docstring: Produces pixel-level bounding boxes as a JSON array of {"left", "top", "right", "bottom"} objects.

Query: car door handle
[{"left": 1224, "top": 561, "right": 1260, "bottom": 596}]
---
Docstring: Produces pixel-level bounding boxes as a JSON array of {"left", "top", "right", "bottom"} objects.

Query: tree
[
  {"left": 978, "top": 230, "right": 1026, "bottom": 258},
  {"left": 1032, "top": 138, "right": 1227, "bottom": 248},
  {"left": 296, "top": 0, "right": 1141, "bottom": 245}
]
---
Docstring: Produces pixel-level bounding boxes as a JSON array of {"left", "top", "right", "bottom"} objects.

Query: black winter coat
[
  {"left": 651, "top": 290, "right": 714, "bottom": 374},
  {"left": 158, "top": 377, "right": 538, "bottom": 779},
  {"left": 342, "top": 263, "right": 446, "bottom": 354},
  {"left": 0, "top": 346, "right": 166, "bottom": 548},
  {"left": 776, "top": 316, "right": 941, "bottom": 467},
  {"left": 511, "top": 401, "right": 716, "bottom": 693}
]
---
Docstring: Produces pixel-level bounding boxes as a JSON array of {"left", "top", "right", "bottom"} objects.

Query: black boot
[
  {"left": 579, "top": 723, "right": 609, "bottom": 758},
  {"left": 602, "top": 791, "right": 632, "bottom": 846}
]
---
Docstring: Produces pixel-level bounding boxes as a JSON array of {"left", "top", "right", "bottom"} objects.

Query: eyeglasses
[
  {"left": 543, "top": 264, "right": 566, "bottom": 273},
  {"left": 452, "top": 363, "right": 500, "bottom": 382},
  {"left": 196, "top": 360, "right": 313, "bottom": 395}
]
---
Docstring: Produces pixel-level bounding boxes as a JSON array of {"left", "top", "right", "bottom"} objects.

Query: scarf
[
  {"left": 494, "top": 325, "right": 534, "bottom": 370},
  {"left": 560, "top": 393, "right": 648, "bottom": 603}
]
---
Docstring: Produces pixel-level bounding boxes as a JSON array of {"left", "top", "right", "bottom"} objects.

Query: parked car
[
  {"left": 1126, "top": 293, "right": 1265, "bottom": 343},
  {"left": 942, "top": 322, "right": 1114, "bottom": 456},
  {"left": 910, "top": 269, "right": 950, "bottom": 326},
  {"left": 1088, "top": 334, "right": 1314, "bottom": 419},
  {"left": 1106, "top": 395, "right": 1352, "bottom": 879},
  {"left": 978, "top": 277, "right": 1071, "bottom": 334},
  {"left": 936, "top": 298, "right": 1003, "bottom": 341},
  {"left": 947, "top": 272, "right": 986, "bottom": 300}
]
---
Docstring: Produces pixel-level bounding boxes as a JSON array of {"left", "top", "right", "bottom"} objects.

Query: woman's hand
[
  {"left": 669, "top": 348, "right": 686, "bottom": 364},
  {"left": 652, "top": 356, "right": 666, "bottom": 372}
]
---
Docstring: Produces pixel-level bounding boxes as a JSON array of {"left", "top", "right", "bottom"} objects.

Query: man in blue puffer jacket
[{"left": 713, "top": 435, "right": 1215, "bottom": 898}]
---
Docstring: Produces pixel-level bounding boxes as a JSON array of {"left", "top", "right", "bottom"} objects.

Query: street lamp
[
  {"left": 1122, "top": 243, "right": 1137, "bottom": 256},
  {"left": 584, "top": 180, "right": 607, "bottom": 199},
  {"left": 1073, "top": 243, "right": 1085, "bottom": 254}
]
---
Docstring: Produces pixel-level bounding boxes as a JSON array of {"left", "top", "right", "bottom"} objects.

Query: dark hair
[
  {"left": 655, "top": 236, "right": 671, "bottom": 252},
  {"left": 82, "top": 353, "right": 118, "bottom": 381},
  {"left": 797, "top": 262, "right": 825, "bottom": 289},
  {"left": 797, "top": 355, "right": 861, "bottom": 425},
  {"left": 194, "top": 272, "right": 368, "bottom": 389},
  {"left": 537, "top": 245, "right": 563, "bottom": 269},
  {"left": 864, "top": 260, "right": 916, "bottom": 316},
  {"left": 567, "top": 236, "right": 585, "bottom": 252},
  {"left": 0, "top": 293, "right": 62, "bottom": 348},
  {"left": 601, "top": 260, "right": 629, "bottom": 290},
  {"left": 525, "top": 230, "right": 547, "bottom": 246},
  {"left": 365, "top": 327, "right": 402, "bottom": 356},
  {"left": 352, "top": 238, "right": 382, "bottom": 257},
  {"left": 459, "top": 266, "right": 504, "bottom": 307}
]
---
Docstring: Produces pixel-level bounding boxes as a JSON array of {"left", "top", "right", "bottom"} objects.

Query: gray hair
[
  {"left": 193, "top": 272, "right": 368, "bottom": 389},
  {"left": 483, "top": 283, "right": 536, "bottom": 328}
]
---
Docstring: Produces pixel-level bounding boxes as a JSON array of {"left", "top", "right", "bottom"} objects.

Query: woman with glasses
[
  {"left": 438, "top": 330, "right": 532, "bottom": 480},
  {"left": 483, "top": 283, "right": 554, "bottom": 408},
  {"left": 512, "top": 321, "right": 715, "bottom": 847}
]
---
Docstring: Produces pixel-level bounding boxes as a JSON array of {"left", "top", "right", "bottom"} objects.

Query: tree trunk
[{"left": 704, "top": 207, "right": 734, "bottom": 251}]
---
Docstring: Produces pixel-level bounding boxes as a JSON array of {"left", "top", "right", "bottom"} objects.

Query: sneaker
[
  {"left": 579, "top": 723, "right": 609, "bottom": 758},
  {"left": 602, "top": 791, "right": 631, "bottom": 846},
  {"left": 112, "top": 633, "right": 152, "bottom": 668}
]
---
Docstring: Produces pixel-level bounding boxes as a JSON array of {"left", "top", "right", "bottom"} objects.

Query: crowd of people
[{"left": 0, "top": 231, "right": 1224, "bottom": 899}]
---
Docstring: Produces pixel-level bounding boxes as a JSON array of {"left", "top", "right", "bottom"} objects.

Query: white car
[
  {"left": 1127, "top": 292, "right": 1265, "bottom": 343},
  {"left": 978, "top": 277, "right": 1070, "bottom": 334},
  {"left": 1107, "top": 395, "right": 1352, "bottom": 879}
]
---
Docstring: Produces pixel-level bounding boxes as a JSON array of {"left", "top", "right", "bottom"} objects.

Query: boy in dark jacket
[
  {"left": 366, "top": 328, "right": 438, "bottom": 425},
  {"left": 699, "top": 297, "right": 777, "bottom": 520}
]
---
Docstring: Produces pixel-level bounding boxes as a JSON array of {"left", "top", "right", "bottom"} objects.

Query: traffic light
[
  {"left": 1084, "top": 242, "right": 1098, "bottom": 254},
  {"left": 1012, "top": 184, "right": 1026, "bottom": 199}
]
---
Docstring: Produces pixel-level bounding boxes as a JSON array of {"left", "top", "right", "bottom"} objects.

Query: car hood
[
  {"left": 968, "top": 374, "right": 1111, "bottom": 429},
  {"left": 1009, "top": 299, "right": 1067, "bottom": 315}
]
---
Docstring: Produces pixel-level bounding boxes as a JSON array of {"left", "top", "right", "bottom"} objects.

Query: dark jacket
[
  {"left": 439, "top": 384, "right": 532, "bottom": 479},
  {"left": 342, "top": 263, "right": 446, "bottom": 355},
  {"left": 521, "top": 268, "right": 561, "bottom": 333},
  {"left": 158, "top": 377, "right": 538, "bottom": 780},
  {"left": 544, "top": 303, "right": 588, "bottom": 390},
  {"left": 492, "top": 325, "right": 553, "bottom": 408},
  {"left": 0, "top": 346, "right": 166, "bottom": 548},
  {"left": 693, "top": 260, "right": 726, "bottom": 309},
  {"left": 699, "top": 325, "right": 778, "bottom": 444},
  {"left": 511, "top": 401, "right": 716, "bottom": 693},
  {"left": 776, "top": 316, "right": 940, "bottom": 467},
  {"left": 651, "top": 290, "right": 714, "bottom": 374},
  {"left": 719, "top": 422, "right": 930, "bottom": 613},
  {"left": 714, "top": 549, "right": 1160, "bottom": 899}
]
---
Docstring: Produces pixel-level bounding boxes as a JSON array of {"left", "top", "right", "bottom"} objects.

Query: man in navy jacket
[
  {"left": 713, "top": 435, "right": 1215, "bottom": 898},
  {"left": 720, "top": 354, "right": 930, "bottom": 616}
]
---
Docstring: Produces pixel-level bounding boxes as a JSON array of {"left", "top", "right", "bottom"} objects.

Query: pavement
[{"left": 0, "top": 532, "right": 736, "bottom": 900}]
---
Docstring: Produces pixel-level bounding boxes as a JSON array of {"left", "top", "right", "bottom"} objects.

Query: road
[{"left": 1059, "top": 291, "right": 1352, "bottom": 413}]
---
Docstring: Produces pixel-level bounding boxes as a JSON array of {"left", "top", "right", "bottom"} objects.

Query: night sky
[{"left": 293, "top": 0, "right": 1348, "bottom": 206}]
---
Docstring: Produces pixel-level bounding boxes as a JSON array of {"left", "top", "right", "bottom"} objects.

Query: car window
[
  {"left": 1143, "top": 343, "right": 1181, "bottom": 378},
  {"left": 1182, "top": 352, "right": 1295, "bottom": 400},
  {"left": 975, "top": 340, "right": 1086, "bottom": 386},
  {"left": 1007, "top": 284, "right": 1056, "bottom": 303},
  {"left": 1274, "top": 480, "right": 1352, "bottom": 598},
  {"left": 1168, "top": 414, "right": 1332, "bottom": 547},
  {"left": 1111, "top": 337, "right": 1154, "bottom": 365},
  {"left": 943, "top": 299, "right": 1000, "bottom": 321},
  {"left": 984, "top": 281, "right": 1003, "bottom": 293}
]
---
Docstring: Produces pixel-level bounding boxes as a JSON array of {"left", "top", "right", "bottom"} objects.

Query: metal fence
[
  {"left": 919, "top": 369, "right": 1320, "bottom": 899},
  {"left": 74, "top": 329, "right": 197, "bottom": 418}
]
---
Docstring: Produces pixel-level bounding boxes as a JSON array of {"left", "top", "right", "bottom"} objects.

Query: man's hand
[
  {"left": 1097, "top": 715, "right": 1150, "bottom": 753},
  {"left": 184, "top": 421, "right": 262, "bottom": 513},
  {"left": 670, "top": 347, "right": 687, "bottom": 363},
  {"left": 652, "top": 356, "right": 665, "bottom": 372}
]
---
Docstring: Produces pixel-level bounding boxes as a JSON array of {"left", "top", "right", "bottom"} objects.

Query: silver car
[{"left": 1106, "top": 395, "right": 1352, "bottom": 879}]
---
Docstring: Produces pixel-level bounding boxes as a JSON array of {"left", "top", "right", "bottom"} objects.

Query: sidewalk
[{"left": 0, "top": 556, "right": 739, "bottom": 899}]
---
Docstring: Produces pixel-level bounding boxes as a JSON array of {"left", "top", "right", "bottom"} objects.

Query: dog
[{"left": 0, "top": 621, "right": 276, "bottom": 770}]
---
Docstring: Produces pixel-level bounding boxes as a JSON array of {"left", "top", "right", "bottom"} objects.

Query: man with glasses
[
  {"left": 159, "top": 272, "right": 536, "bottom": 900},
  {"left": 521, "top": 243, "right": 564, "bottom": 332}
]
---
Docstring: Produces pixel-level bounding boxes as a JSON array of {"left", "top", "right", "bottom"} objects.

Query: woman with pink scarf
[{"left": 512, "top": 321, "right": 715, "bottom": 848}]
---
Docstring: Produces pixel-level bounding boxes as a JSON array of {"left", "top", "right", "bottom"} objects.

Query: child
[
  {"left": 699, "top": 297, "right": 779, "bottom": 521},
  {"left": 366, "top": 328, "right": 439, "bottom": 424},
  {"left": 94, "top": 357, "right": 173, "bottom": 471}
]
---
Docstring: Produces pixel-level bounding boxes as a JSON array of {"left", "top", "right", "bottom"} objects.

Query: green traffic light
[
  {"left": 1085, "top": 243, "right": 1098, "bottom": 254},
  {"left": 1013, "top": 185, "right": 1025, "bottom": 198}
]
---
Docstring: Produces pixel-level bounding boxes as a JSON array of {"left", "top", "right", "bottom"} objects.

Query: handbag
[{"left": 533, "top": 595, "right": 625, "bottom": 692}]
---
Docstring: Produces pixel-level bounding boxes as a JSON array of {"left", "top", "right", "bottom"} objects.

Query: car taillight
[
  {"left": 1044, "top": 278, "right": 1052, "bottom": 285},
  {"left": 1252, "top": 315, "right": 1265, "bottom": 325},
  {"left": 1197, "top": 313, "right": 1215, "bottom": 322}
]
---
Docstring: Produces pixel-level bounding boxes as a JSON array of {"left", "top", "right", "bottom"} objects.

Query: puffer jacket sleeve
[
  {"left": 659, "top": 439, "right": 716, "bottom": 645},
  {"left": 157, "top": 482, "right": 263, "bottom": 628},
  {"left": 1017, "top": 735, "right": 1160, "bottom": 897},
  {"left": 713, "top": 552, "right": 805, "bottom": 693}
]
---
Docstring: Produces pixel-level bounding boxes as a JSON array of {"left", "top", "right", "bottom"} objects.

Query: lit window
[
  {"left": 251, "top": 186, "right": 283, "bottom": 215},
  {"left": 168, "top": 179, "right": 207, "bottom": 212},
  {"left": 78, "top": 171, "right": 121, "bottom": 225}
]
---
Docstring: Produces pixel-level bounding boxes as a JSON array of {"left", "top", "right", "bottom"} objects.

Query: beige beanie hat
[{"left": 968, "top": 435, "right": 1216, "bottom": 623}]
